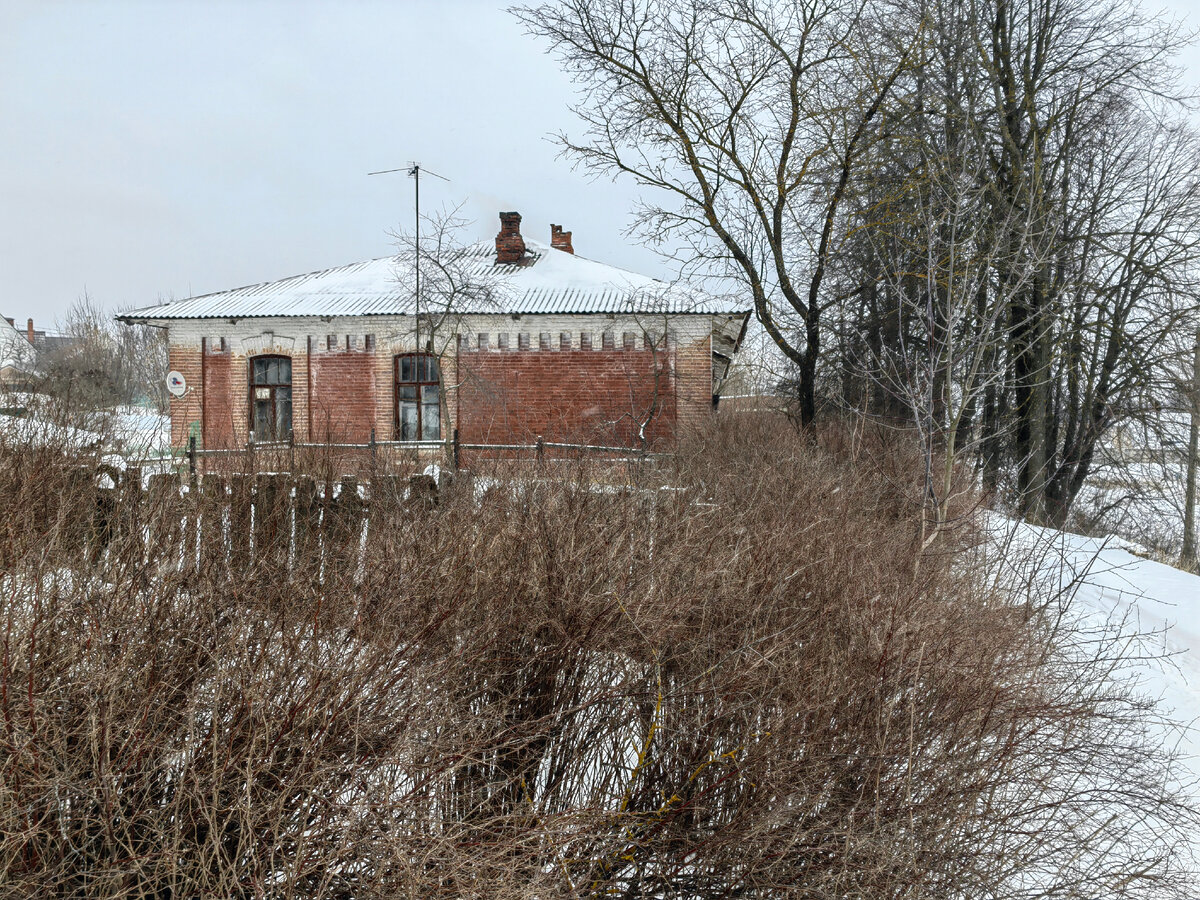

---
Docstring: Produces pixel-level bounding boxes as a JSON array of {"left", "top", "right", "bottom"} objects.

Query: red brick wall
[
  {"left": 202, "top": 342, "right": 235, "bottom": 448},
  {"left": 168, "top": 325, "right": 715, "bottom": 457},
  {"left": 167, "top": 345, "right": 202, "bottom": 450},
  {"left": 674, "top": 334, "right": 714, "bottom": 435},
  {"left": 309, "top": 342, "right": 377, "bottom": 442},
  {"left": 456, "top": 347, "right": 677, "bottom": 448}
]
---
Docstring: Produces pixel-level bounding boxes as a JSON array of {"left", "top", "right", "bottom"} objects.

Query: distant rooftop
[
  {"left": 1, "top": 316, "right": 35, "bottom": 372},
  {"left": 29, "top": 330, "right": 72, "bottom": 353}
]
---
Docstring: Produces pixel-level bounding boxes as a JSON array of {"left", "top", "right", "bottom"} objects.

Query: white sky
[
  {"left": 0, "top": 0, "right": 662, "bottom": 328},
  {"left": 1, "top": 0, "right": 1199, "bottom": 328}
]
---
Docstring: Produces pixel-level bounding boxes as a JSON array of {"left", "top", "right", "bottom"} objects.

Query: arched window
[
  {"left": 249, "top": 355, "right": 292, "bottom": 440},
  {"left": 395, "top": 353, "right": 441, "bottom": 440}
]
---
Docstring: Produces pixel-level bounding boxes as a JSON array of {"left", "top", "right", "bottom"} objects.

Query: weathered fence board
[{"left": 72, "top": 470, "right": 389, "bottom": 582}]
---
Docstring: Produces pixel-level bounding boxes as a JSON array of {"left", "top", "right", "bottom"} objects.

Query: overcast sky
[{"left": 2, "top": 0, "right": 1199, "bottom": 329}]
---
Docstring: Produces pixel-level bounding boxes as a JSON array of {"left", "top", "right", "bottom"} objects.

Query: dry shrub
[{"left": 0, "top": 417, "right": 1193, "bottom": 898}]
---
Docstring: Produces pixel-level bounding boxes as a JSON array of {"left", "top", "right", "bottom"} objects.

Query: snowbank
[{"left": 990, "top": 518, "right": 1200, "bottom": 779}]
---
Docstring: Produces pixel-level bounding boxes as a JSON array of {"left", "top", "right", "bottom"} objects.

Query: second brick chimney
[
  {"left": 27, "top": 318, "right": 34, "bottom": 344},
  {"left": 495, "top": 211, "right": 527, "bottom": 264},
  {"left": 550, "top": 224, "right": 574, "bottom": 254}
]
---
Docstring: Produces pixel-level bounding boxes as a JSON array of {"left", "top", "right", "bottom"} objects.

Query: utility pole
[
  {"left": 1182, "top": 327, "right": 1200, "bottom": 570},
  {"left": 412, "top": 164, "right": 420, "bottom": 352},
  {"left": 368, "top": 162, "right": 449, "bottom": 354}
]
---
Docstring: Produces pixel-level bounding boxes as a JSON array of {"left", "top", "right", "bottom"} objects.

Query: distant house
[
  {"left": 119, "top": 212, "right": 750, "bottom": 461},
  {"left": 0, "top": 316, "right": 36, "bottom": 385},
  {"left": 25, "top": 318, "right": 73, "bottom": 356}
]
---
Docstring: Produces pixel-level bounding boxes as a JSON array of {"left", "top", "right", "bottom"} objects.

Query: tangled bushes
[{"left": 0, "top": 418, "right": 1193, "bottom": 897}]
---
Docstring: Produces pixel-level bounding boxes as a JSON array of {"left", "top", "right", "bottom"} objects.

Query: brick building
[{"left": 120, "top": 213, "right": 750, "bottom": 461}]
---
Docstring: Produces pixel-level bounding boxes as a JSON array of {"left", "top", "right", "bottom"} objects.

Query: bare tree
[
  {"left": 389, "top": 203, "right": 508, "bottom": 355},
  {"left": 1183, "top": 328, "right": 1200, "bottom": 569},
  {"left": 958, "top": 0, "right": 1200, "bottom": 524},
  {"left": 381, "top": 204, "right": 508, "bottom": 450},
  {"left": 812, "top": 0, "right": 1200, "bottom": 529},
  {"left": 38, "top": 295, "right": 169, "bottom": 415},
  {"left": 514, "top": 0, "right": 922, "bottom": 426},
  {"left": 858, "top": 137, "right": 1048, "bottom": 548},
  {"left": 521, "top": 0, "right": 1200, "bottom": 529}
]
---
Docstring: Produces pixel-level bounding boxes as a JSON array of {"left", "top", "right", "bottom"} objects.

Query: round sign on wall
[{"left": 167, "top": 370, "right": 187, "bottom": 398}]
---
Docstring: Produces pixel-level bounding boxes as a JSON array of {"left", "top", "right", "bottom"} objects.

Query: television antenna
[{"left": 368, "top": 162, "right": 450, "bottom": 352}]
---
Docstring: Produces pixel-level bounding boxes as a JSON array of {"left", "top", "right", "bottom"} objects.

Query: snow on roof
[
  {"left": 119, "top": 240, "right": 751, "bottom": 322},
  {"left": 0, "top": 316, "right": 35, "bottom": 371}
]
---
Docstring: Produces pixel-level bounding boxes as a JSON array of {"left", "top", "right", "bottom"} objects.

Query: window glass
[
  {"left": 421, "top": 403, "right": 440, "bottom": 440},
  {"left": 275, "top": 386, "right": 292, "bottom": 437},
  {"left": 249, "top": 356, "right": 292, "bottom": 440},
  {"left": 395, "top": 353, "right": 441, "bottom": 441},
  {"left": 254, "top": 398, "right": 272, "bottom": 437},
  {"left": 399, "top": 402, "right": 418, "bottom": 440}
]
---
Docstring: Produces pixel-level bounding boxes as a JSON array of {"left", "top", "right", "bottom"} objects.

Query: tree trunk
[
  {"left": 1012, "top": 280, "right": 1051, "bottom": 523},
  {"left": 1182, "top": 329, "right": 1200, "bottom": 569}
]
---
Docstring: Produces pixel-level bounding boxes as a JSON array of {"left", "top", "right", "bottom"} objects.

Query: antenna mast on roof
[{"left": 368, "top": 162, "right": 450, "bottom": 353}]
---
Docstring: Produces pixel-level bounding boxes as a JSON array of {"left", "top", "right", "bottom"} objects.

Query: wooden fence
[
  {"left": 55, "top": 467, "right": 443, "bottom": 582},
  {"left": 179, "top": 432, "right": 663, "bottom": 477}
]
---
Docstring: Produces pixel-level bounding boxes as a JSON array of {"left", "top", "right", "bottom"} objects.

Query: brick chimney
[
  {"left": 550, "top": 224, "right": 574, "bottom": 254},
  {"left": 495, "top": 211, "right": 527, "bottom": 264},
  {"left": 27, "top": 318, "right": 34, "bottom": 344}
]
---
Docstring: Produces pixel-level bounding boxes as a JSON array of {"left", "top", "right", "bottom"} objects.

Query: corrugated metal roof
[{"left": 120, "top": 240, "right": 750, "bottom": 322}]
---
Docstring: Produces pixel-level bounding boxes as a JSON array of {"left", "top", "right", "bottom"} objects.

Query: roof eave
[
  {"left": 731, "top": 310, "right": 751, "bottom": 353},
  {"left": 118, "top": 308, "right": 752, "bottom": 325}
]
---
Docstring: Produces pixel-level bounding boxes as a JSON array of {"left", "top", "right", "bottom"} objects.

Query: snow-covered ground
[
  {"left": 106, "top": 405, "right": 171, "bottom": 460},
  {"left": 1074, "top": 459, "right": 1192, "bottom": 557},
  {"left": 0, "top": 394, "right": 171, "bottom": 467},
  {"left": 0, "top": 407, "right": 104, "bottom": 449},
  {"left": 990, "top": 517, "right": 1200, "bottom": 782}
]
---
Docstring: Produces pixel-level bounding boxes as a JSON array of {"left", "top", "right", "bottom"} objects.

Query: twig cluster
[{"left": 0, "top": 416, "right": 1193, "bottom": 897}]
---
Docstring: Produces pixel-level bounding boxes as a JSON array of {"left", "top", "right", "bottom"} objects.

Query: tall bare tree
[
  {"left": 515, "top": 0, "right": 921, "bottom": 425},
  {"left": 1183, "top": 328, "right": 1200, "bottom": 568},
  {"left": 811, "top": 0, "right": 1200, "bottom": 526}
]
